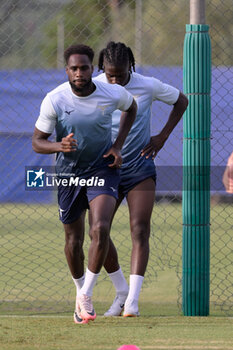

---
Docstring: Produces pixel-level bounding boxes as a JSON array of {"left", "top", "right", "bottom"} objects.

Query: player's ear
[
  {"left": 91, "top": 65, "right": 94, "bottom": 74},
  {"left": 65, "top": 66, "right": 68, "bottom": 75}
]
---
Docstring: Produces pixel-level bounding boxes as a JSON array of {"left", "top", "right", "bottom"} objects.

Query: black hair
[
  {"left": 64, "top": 44, "right": 94, "bottom": 64},
  {"left": 98, "top": 41, "right": 135, "bottom": 73}
]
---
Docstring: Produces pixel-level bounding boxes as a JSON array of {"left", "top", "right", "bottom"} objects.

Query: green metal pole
[{"left": 182, "top": 22, "right": 211, "bottom": 316}]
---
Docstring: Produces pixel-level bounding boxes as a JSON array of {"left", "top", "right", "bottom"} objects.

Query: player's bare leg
[
  {"left": 103, "top": 236, "right": 129, "bottom": 316},
  {"left": 87, "top": 194, "right": 117, "bottom": 273},
  {"left": 78, "top": 194, "right": 116, "bottom": 321},
  {"left": 63, "top": 211, "right": 86, "bottom": 279},
  {"left": 96, "top": 194, "right": 129, "bottom": 316},
  {"left": 123, "top": 177, "right": 155, "bottom": 316},
  {"left": 102, "top": 193, "right": 124, "bottom": 273},
  {"left": 63, "top": 211, "right": 88, "bottom": 323},
  {"left": 127, "top": 177, "right": 155, "bottom": 275}
]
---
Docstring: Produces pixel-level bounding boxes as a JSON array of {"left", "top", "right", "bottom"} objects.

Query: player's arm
[
  {"left": 32, "top": 94, "right": 77, "bottom": 154},
  {"left": 32, "top": 128, "right": 77, "bottom": 154},
  {"left": 104, "top": 98, "right": 137, "bottom": 168},
  {"left": 113, "top": 98, "right": 137, "bottom": 150},
  {"left": 141, "top": 92, "right": 188, "bottom": 159}
]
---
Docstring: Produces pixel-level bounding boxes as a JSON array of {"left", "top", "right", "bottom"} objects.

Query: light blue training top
[
  {"left": 35, "top": 80, "right": 133, "bottom": 176},
  {"left": 94, "top": 72, "right": 179, "bottom": 178}
]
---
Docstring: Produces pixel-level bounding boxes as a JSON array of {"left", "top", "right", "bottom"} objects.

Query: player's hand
[
  {"left": 141, "top": 134, "right": 167, "bottom": 160},
  {"left": 60, "top": 133, "right": 77, "bottom": 152},
  {"left": 103, "top": 147, "right": 122, "bottom": 168}
]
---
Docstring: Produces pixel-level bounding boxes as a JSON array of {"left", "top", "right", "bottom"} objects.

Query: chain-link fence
[{"left": 0, "top": 0, "right": 232, "bottom": 316}]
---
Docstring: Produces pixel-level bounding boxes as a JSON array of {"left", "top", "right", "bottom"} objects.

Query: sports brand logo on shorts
[{"left": 26, "top": 168, "right": 45, "bottom": 188}]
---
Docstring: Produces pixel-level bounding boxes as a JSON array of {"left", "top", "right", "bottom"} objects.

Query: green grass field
[
  {"left": 0, "top": 202, "right": 233, "bottom": 349},
  {"left": 1, "top": 315, "right": 233, "bottom": 350}
]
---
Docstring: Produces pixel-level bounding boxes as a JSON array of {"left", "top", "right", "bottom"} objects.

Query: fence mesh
[{"left": 0, "top": 0, "right": 232, "bottom": 315}]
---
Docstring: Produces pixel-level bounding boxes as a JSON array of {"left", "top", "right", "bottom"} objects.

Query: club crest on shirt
[{"left": 97, "top": 105, "right": 110, "bottom": 115}]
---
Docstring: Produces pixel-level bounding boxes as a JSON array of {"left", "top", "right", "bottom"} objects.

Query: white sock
[
  {"left": 72, "top": 275, "right": 85, "bottom": 297},
  {"left": 108, "top": 267, "right": 129, "bottom": 295},
  {"left": 79, "top": 268, "right": 99, "bottom": 297},
  {"left": 126, "top": 274, "right": 144, "bottom": 303}
]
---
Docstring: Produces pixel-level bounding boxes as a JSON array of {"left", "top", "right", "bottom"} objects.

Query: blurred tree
[
  {"left": 142, "top": 0, "right": 188, "bottom": 65},
  {"left": 42, "top": 0, "right": 111, "bottom": 67},
  {"left": 0, "top": 0, "right": 232, "bottom": 69},
  {"left": 207, "top": 0, "right": 233, "bottom": 66}
]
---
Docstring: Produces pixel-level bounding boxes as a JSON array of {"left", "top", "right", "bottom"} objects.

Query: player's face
[
  {"left": 103, "top": 61, "right": 130, "bottom": 86},
  {"left": 66, "top": 54, "right": 93, "bottom": 93}
]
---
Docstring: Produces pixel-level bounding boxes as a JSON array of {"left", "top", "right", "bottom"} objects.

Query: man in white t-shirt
[
  {"left": 32, "top": 44, "right": 137, "bottom": 324},
  {"left": 94, "top": 41, "right": 188, "bottom": 317}
]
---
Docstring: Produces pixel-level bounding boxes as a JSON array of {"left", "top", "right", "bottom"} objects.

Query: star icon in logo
[{"left": 34, "top": 168, "right": 45, "bottom": 181}]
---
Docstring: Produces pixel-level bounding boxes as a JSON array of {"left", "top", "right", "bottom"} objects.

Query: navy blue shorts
[
  {"left": 118, "top": 155, "right": 156, "bottom": 197},
  {"left": 119, "top": 173, "right": 156, "bottom": 197},
  {"left": 58, "top": 167, "right": 120, "bottom": 224}
]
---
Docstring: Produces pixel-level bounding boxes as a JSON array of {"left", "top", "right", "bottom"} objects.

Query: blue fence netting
[{"left": 0, "top": 67, "right": 232, "bottom": 202}]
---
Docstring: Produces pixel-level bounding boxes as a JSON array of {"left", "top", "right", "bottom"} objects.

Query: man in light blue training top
[
  {"left": 95, "top": 41, "right": 188, "bottom": 317},
  {"left": 32, "top": 44, "right": 137, "bottom": 324}
]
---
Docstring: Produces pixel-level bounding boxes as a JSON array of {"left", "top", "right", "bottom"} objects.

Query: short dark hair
[
  {"left": 98, "top": 41, "right": 135, "bottom": 73},
  {"left": 64, "top": 44, "right": 94, "bottom": 64}
]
